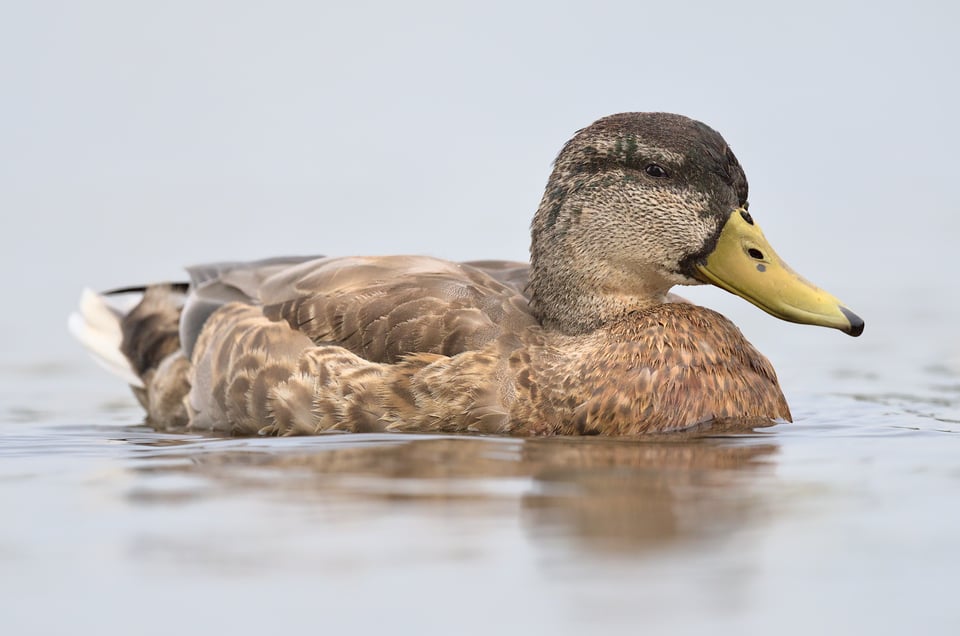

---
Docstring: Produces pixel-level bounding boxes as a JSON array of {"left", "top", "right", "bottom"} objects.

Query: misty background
[{"left": 1, "top": 0, "right": 956, "bottom": 383}]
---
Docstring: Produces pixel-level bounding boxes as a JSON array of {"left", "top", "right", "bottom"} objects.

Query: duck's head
[{"left": 529, "top": 112, "right": 863, "bottom": 337}]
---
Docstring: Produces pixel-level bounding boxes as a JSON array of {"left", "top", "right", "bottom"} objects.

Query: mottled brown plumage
[{"left": 78, "top": 112, "right": 810, "bottom": 436}]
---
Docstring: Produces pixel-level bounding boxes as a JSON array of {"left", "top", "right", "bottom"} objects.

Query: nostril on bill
[{"left": 748, "top": 248, "right": 764, "bottom": 260}]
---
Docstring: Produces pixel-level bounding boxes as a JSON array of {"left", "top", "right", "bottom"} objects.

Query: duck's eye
[{"left": 644, "top": 164, "right": 669, "bottom": 178}]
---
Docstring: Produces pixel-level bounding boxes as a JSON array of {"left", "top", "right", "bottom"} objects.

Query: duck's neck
[{"left": 528, "top": 248, "right": 674, "bottom": 334}]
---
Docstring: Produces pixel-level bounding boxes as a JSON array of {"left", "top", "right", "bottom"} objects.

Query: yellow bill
[{"left": 695, "top": 208, "right": 864, "bottom": 336}]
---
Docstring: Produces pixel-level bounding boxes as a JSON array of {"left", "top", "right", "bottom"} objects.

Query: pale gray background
[{"left": 1, "top": 0, "right": 956, "bottom": 370}]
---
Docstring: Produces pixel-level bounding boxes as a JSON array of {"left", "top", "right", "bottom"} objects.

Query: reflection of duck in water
[
  {"left": 521, "top": 439, "right": 777, "bottom": 551},
  {"left": 130, "top": 435, "right": 778, "bottom": 551},
  {"left": 71, "top": 113, "right": 862, "bottom": 436}
]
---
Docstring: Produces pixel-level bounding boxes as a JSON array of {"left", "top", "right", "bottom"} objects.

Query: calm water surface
[{"left": 2, "top": 292, "right": 958, "bottom": 635}]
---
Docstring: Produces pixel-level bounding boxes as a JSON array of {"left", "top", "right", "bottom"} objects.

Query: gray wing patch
[
  {"left": 462, "top": 260, "right": 530, "bottom": 296},
  {"left": 186, "top": 255, "right": 324, "bottom": 288},
  {"left": 180, "top": 255, "right": 325, "bottom": 357}
]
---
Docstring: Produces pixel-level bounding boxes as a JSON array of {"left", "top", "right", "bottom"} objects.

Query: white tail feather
[{"left": 68, "top": 288, "right": 145, "bottom": 388}]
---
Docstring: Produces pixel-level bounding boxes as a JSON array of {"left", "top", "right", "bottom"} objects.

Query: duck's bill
[{"left": 695, "top": 208, "right": 864, "bottom": 337}]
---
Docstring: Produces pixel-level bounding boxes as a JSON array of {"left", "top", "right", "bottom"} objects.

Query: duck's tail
[
  {"left": 68, "top": 288, "right": 145, "bottom": 387},
  {"left": 68, "top": 284, "right": 189, "bottom": 388}
]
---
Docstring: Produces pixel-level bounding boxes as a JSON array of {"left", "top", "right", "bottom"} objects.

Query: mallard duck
[{"left": 69, "top": 112, "right": 863, "bottom": 436}]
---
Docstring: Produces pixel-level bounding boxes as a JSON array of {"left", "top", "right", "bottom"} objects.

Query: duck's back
[
  {"left": 98, "top": 255, "right": 537, "bottom": 431},
  {"left": 252, "top": 255, "right": 536, "bottom": 362}
]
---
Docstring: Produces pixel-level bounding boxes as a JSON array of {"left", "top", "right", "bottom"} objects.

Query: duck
[{"left": 69, "top": 112, "right": 864, "bottom": 436}]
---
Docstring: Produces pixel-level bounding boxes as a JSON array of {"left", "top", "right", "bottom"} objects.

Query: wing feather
[{"left": 250, "top": 256, "right": 537, "bottom": 362}]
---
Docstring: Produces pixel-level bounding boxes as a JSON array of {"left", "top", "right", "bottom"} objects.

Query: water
[{"left": 2, "top": 287, "right": 958, "bottom": 636}]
